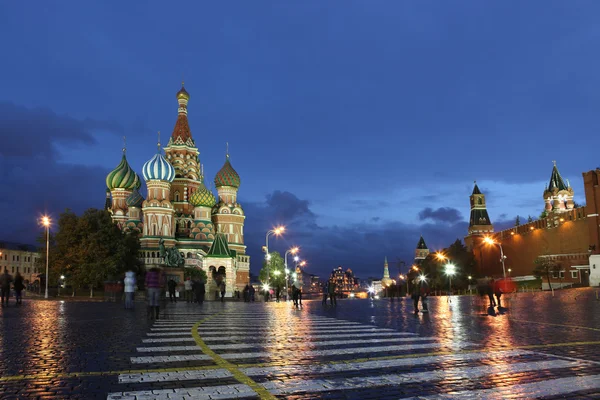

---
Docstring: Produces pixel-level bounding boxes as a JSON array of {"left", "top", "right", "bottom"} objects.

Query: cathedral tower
[
  {"left": 212, "top": 150, "right": 246, "bottom": 255},
  {"left": 543, "top": 161, "right": 574, "bottom": 214},
  {"left": 106, "top": 149, "right": 140, "bottom": 229},
  {"left": 468, "top": 182, "right": 494, "bottom": 236},
  {"left": 141, "top": 141, "right": 176, "bottom": 250},
  {"left": 163, "top": 83, "right": 201, "bottom": 236},
  {"left": 414, "top": 235, "right": 430, "bottom": 264},
  {"left": 125, "top": 187, "right": 144, "bottom": 233},
  {"left": 188, "top": 174, "right": 217, "bottom": 250}
]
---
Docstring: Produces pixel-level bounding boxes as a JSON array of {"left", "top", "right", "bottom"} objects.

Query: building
[
  {"left": 105, "top": 83, "right": 250, "bottom": 297},
  {"left": 0, "top": 242, "right": 41, "bottom": 286},
  {"left": 414, "top": 236, "right": 430, "bottom": 265},
  {"left": 330, "top": 266, "right": 358, "bottom": 293},
  {"left": 381, "top": 257, "right": 393, "bottom": 287},
  {"left": 465, "top": 162, "right": 600, "bottom": 289}
]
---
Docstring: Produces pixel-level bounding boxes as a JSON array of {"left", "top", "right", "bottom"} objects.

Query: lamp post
[
  {"left": 484, "top": 237, "right": 507, "bottom": 279},
  {"left": 445, "top": 263, "right": 456, "bottom": 299},
  {"left": 264, "top": 226, "right": 285, "bottom": 284},
  {"left": 284, "top": 246, "right": 299, "bottom": 301},
  {"left": 41, "top": 216, "right": 51, "bottom": 299}
]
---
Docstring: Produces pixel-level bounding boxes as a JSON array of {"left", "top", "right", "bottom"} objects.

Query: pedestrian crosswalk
[{"left": 107, "top": 306, "right": 600, "bottom": 399}]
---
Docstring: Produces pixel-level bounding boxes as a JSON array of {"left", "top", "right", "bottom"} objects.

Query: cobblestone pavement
[{"left": 2, "top": 288, "right": 600, "bottom": 399}]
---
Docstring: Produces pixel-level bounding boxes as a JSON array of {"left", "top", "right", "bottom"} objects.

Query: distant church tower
[
  {"left": 381, "top": 257, "right": 393, "bottom": 287},
  {"left": 106, "top": 147, "right": 140, "bottom": 229},
  {"left": 543, "top": 161, "right": 574, "bottom": 214},
  {"left": 414, "top": 235, "right": 430, "bottom": 265},
  {"left": 465, "top": 181, "right": 494, "bottom": 250}
]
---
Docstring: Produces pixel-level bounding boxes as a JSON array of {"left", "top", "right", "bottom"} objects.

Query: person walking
[
  {"left": 220, "top": 281, "right": 226, "bottom": 302},
  {"left": 184, "top": 277, "right": 193, "bottom": 303},
  {"left": 192, "top": 279, "right": 205, "bottom": 304},
  {"left": 493, "top": 278, "right": 503, "bottom": 308},
  {"left": 293, "top": 278, "right": 303, "bottom": 307},
  {"left": 328, "top": 279, "right": 337, "bottom": 306},
  {"left": 420, "top": 279, "right": 430, "bottom": 313},
  {"left": 411, "top": 278, "right": 421, "bottom": 314},
  {"left": 145, "top": 268, "right": 162, "bottom": 319},
  {"left": 13, "top": 271, "right": 24, "bottom": 305},
  {"left": 249, "top": 284, "right": 255, "bottom": 302},
  {"left": 0, "top": 268, "right": 13, "bottom": 306},
  {"left": 322, "top": 281, "right": 329, "bottom": 306},
  {"left": 487, "top": 278, "right": 496, "bottom": 307},
  {"left": 167, "top": 278, "right": 177, "bottom": 303},
  {"left": 243, "top": 284, "right": 250, "bottom": 302},
  {"left": 123, "top": 271, "right": 136, "bottom": 310}
]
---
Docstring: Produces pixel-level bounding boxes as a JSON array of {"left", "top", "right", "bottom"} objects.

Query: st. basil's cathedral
[{"left": 104, "top": 84, "right": 250, "bottom": 297}]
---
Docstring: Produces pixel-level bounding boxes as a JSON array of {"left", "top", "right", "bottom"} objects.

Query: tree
[
  {"left": 38, "top": 208, "right": 141, "bottom": 297},
  {"left": 515, "top": 216, "right": 521, "bottom": 226},
  {"left": 258, "top": 251, "right": 285, "bottom": 289},
  {"left": 529, "top": 215, "right": 535, "bottom": 223},
  {"left": 185, "top": 267, "right": 208, "bottom": 283},
  {"left": 533, "top": 257, "right": 562, "bottom": 291}
]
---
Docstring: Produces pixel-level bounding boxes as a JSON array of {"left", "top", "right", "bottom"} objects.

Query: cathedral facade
[{"left": 105, "top": 84, "right": 250, "bottom": 297}]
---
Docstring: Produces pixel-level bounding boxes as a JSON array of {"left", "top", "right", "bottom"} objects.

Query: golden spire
[
  {"left": 122, "top": 136, "right": 127, "bottom": 154},
  {"left": 226, "top": 142, "right": 229, "bottom": 159},
  {"left": 157, "top": 131, "right": 161, "bottom": 152}
]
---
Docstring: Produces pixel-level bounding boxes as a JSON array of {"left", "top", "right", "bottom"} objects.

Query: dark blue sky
[{"left": 1, "top": 1, "right": 600, "bottom": 278}]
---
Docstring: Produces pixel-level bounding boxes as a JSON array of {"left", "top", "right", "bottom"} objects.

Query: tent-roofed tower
[
  {"left": 544, "top": 161, "right": 574, "bottom": 214},
  {"left": 468, "top": 181, "right": 494, "bottom": 236},
  {"left": 381, "top": 257, "right": 393, "bottom": 287},
  {"left": 163, "top": 82, "right": 202, "bottom": 235},
  {"left": 414, "top": 235, "right": 430, "bottom": 264}
]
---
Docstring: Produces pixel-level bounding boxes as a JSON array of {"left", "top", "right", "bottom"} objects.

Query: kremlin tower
[
  {"left": 105, "top": 83, "right": 250, "bottom": 297},
  {"left": 544, "top": 161, "right": 574, "bottom": 214},
  {"left": 414, "top": 236, "right": 430, "bottom": 265},
  {"left": 381, "top": 257, "right": 393, "bottom": 287},
  {"left": 464, "top": 181, "right": 494, "bottom": 251}
]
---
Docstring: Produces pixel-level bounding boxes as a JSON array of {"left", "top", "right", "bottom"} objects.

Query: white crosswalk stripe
[{"left": 111, "top": 308, "right": 599, "bottom": 400}]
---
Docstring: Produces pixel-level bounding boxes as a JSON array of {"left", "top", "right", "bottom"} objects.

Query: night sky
[{"left": 1, "top": 2, "right": 599, "bottom": 279}]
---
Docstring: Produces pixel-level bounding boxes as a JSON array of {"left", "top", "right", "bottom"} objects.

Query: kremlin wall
[{"left": 465, "top": 165, "right": 600, "bottom": 289}]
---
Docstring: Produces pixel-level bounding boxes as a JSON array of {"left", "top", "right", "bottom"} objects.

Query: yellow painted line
[
  {"left": 191, "top": 317, "right": 277, "bottom": 400},
  {"left": 508, "top": 317, "right": 600, "bottom": 332}
]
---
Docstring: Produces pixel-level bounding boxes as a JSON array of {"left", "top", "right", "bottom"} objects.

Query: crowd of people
[{"left": 0, "top": 268, "right": 24, "bottom": 306}]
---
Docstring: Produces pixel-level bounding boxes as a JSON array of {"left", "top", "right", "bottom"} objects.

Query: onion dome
[
  {"left": 142, "top": 151, "right": 175, "bottom": 182},
  {"left": 106, "top": 154, "right": 139, "bottom": 190},
  {"left": 177, "top": 84, "right": 190, "bottom": 100},
  {"left": 126, "top": 187, "right": 144, "bottom": 208},
  {"left": 134, "top": 174, "right": 142, "bottom": 190},
  {"left": 214, "top": 156, "right": 240, "bottom": 188},
  {"left": 189, "top": 182, "right": 216, "bottom": 208}
]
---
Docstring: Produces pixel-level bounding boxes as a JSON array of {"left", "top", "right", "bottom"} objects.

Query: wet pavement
[{"left": 2, "top": 288, "right": 600, "bottom": 399}]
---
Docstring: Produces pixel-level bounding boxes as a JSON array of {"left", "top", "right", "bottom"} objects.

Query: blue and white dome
[{"left": 142, "top": 152, "right": 175, "bottom": 182}]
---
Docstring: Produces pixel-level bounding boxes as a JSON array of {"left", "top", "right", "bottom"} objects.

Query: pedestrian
[
  {"left": 322, "top": 281, "right": 329, "bottom": 306},
  {"left": 145, "top": 267, "right": 162, "bottom": 319},
  {"left": 293, "top": 279, "right": 303, "bottom": 307},
  {"left": 193, "top": 279, "right": 205, "bottom": 304},
  {"left": 13, "top": 271, "right": 24, "bottom": 305},
  {"left": 0, "top": 268, "right": 13, "bottom": 306},
  {"left": 243, "top": 284, "right": 250, "bottom": 302},
  {"left": 123, "top": 270, "right": 136, "bottom": 309},
  {"left": 328, "top": 279, "right": 337, "bottom": 306},
  {"left": 220, "top": 281, "right": 226, "bottom": 302},
  {"left": 411, "top": 279, "right": 420, "bottom": 314},
  {"left": 167, "top": 278, "right": 177, "bottom": 303},
  {"left": 275, "top": 286, "right": 281, "bottom": 302},
  {"left": 487, "top": 278, "right": 496, "bottom": 307},
  {"left": 420, "top": 279, "right": 430, "bottom": 313},
  {"left": 249, "top": 284, "right": 255, "bottom": 302},
  {"left": 493, "top": 278, "right": 503, "bottom": 308},
  {"left": 184, "top": 277, "right": 193, "bottom": 303}
]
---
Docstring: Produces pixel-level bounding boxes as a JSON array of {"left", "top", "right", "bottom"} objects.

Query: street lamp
[
  {"left": 445, "top": 263, "right": 456, "bottom": 296},
  {"left": 264, "top": 226, "right": 285, "bottom": 284},
  {"left": 483, "top": 236, "right": 507, "bottom": 279},
  {"left": 284, "top": 246, "right": 299, "bottom": 301},
  {"left": 41, "top": 216, "right": 51, "bottom": 299},
  {"left": 436, "top": 253, "right": 448, "bottom": 262}
]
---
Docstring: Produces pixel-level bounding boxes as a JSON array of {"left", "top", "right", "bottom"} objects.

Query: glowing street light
[
  {"left": 445, "top": 263, "right": 456, "bottom": 296},
  {"left": 41, "top": 216, "right": 51, "bottom": 299},
  {"left": 284, "top": 246, "right": 300, "bottom": 301},
  {"left": 436, "top": 253, "right": 448, "bottom": 262},
  {"left": 265, "top": 226, "right": 285, "bottom": 284},
  {"left": 483, "top": 236, "right": 507, "bottom": 279}
]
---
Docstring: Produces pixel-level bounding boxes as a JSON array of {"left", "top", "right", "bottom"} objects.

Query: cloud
[
  {"left": 418, "top": 207, "right": 463, "bottom": 223},
  {"left": 0, "top": 102, "right": 123, "bottom": 161}
]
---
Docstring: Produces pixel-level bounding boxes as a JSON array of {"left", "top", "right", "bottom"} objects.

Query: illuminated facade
[
  {"left": 330, "top": 266, "right": 357, "bottom": 293},
  {"left": 0, "top": 242, "right": 41, "bottom": 286},
  {"left": 106, "top": 84, "right": 250, "bottom": 296}
]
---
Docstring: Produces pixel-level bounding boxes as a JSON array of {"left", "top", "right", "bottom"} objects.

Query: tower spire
[
  {"left": 157, "top": 131, "right": 161, "bottom": 152},
  {"left": 226, "top": 142, "right": 229, "bottom": 159},
  {"left": 122, "top": 136, "right": 126, "bottom": 154}
]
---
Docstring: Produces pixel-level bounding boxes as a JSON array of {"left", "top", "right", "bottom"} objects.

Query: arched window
[
  {"left": 477, "top": 198, "right": 483, "bottom": 205},
  {"left": 151, "top": 252, "right": 156, "bottom": 258},
  {"left": 187, "top": 221, "right": 192, "bottom": 229},
  {"left": 187, "top": 252, "right": 192, "bottom": 259},
  {"left": 175, "top": 192, "right": 180, "bottom": 202}
]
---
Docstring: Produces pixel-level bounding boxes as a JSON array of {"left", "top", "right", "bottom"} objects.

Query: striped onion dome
[
  {"left": 142, "top": 151, "right": 175, "bottom": 182},
  {"left": 126, "top": 187, "right": 144, "bottom": 208},
  {"left": 106, "top": 154, "right": 139, "bottom": 190},
  {"left": 214, "top": 156, "right": 240, "bottom": 188},
  {"left": 189, "top": 182, "right": 216, "bottom": 208}
]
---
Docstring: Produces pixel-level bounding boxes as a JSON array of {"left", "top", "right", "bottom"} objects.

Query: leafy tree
[
  {"left": 418, "top": 239, "right": 476, "bottom": 291},
  {"left": 38, "top": 208, "right": 141, "bottom": 297},
  {"left": 185, "top": 267, "right": 208, "bottom": 283},
  {"left": 533, "top": 257, "right": 562, "bottom": 291},
  {"left": 258, "top": 251, "right": 285, "bottom": 289}
]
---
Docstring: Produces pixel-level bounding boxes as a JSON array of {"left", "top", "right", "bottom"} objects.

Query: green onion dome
[
  {"left": 126, "top": 187, "right": 144, "bottom": 208},
  {"left": 214, "top": 156, "right": 240, "bottom": 188},
  {"left": 189, "top": 182, "right": 216, "bottom": 208},
  {"left": 106, "top": 154, "right": 139, "bottom": 190}
]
